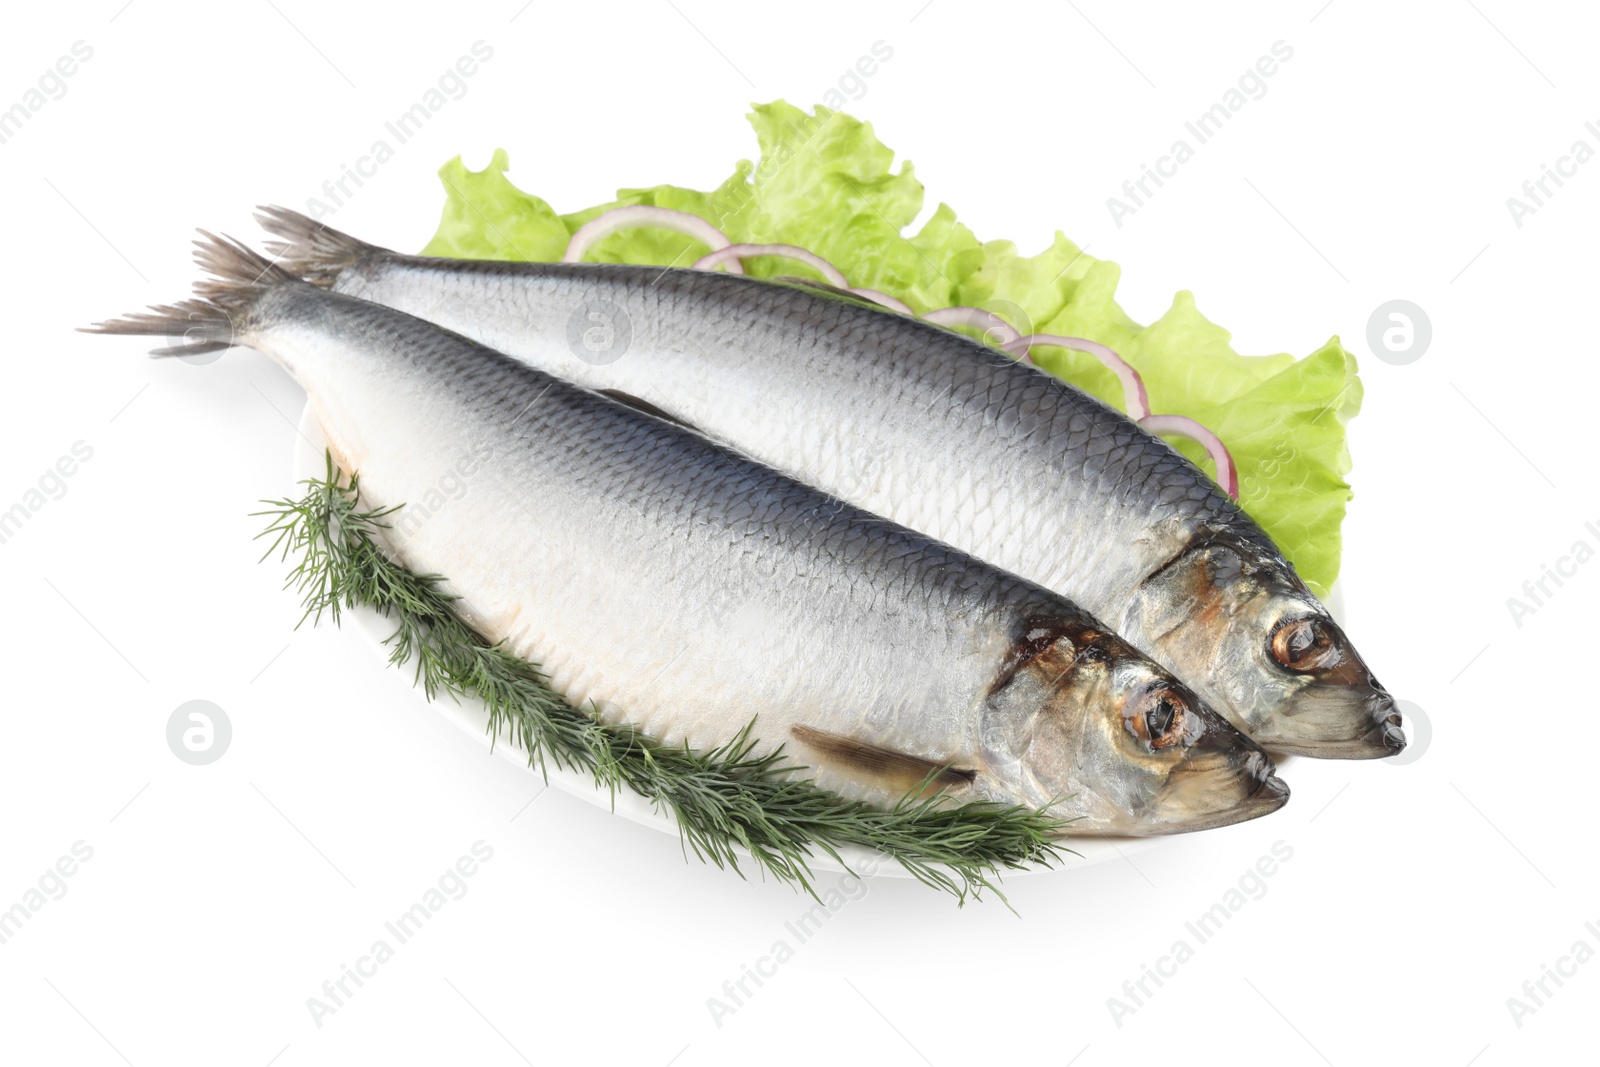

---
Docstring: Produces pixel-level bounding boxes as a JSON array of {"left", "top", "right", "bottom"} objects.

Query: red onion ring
[
  {"left": 848, "top": 288, "right": 914, "bottom": 314},
  {"left": 564, "top": 206, "right": 741, "bottom": 271},
  {"left": 692, "top": 243, "right": 849, "bottom": 287},
  {"left": 921, "top": 307, "right": 1023, "bottom": 349},
  {"left": 1138, "top": 414, "right": 1240, "bottom": 498},
  {"left": 1003, "top": 334, "right": 1151, "bottom": 421}
]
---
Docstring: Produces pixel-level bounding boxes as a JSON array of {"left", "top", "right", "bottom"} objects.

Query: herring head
[
  {"left": 1131, "top": 532, "right": 1403, "bottom": 760},
  {"left": 981, "top": 621, "right": 1288, "bottom": 837}
]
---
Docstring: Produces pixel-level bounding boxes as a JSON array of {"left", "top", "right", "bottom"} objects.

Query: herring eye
[
  {"left": 1128, "top": 688, "right": 1188, "bottom": 750},
  {"left": 1147, "top": 698, "right": 1176, "bottom": 738},
  {"left": 1270, "top": 617, "right": 1337, "bottom": 672}
]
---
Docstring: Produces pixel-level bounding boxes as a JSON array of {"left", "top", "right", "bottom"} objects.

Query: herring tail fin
[
  {"left": 80, "top": 231, "right": 298, "bottom": 357},
  {"left": 254, "top": 205, "right": 383, "bottom": 287}
]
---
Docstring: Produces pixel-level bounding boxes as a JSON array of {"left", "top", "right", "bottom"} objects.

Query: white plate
[{"left": 290, "top": 401, "right": 1311, "bottom": 877}]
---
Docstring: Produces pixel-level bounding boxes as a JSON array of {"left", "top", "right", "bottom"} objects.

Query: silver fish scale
[
  {"left": 344, "top": 259, "right": 1279, "bottom": 634},
  {"left": 264, "top": 284, "right": 1101, "bottom": 800}
]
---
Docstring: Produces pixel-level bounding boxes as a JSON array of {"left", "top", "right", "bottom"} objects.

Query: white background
[{"left": 2, "top": 2, "right": 1594, "bottom": 1064}]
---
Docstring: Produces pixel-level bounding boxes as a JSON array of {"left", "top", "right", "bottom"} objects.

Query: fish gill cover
[{"left": 419, "top": 101, "right": 1363, "bottom": 597}]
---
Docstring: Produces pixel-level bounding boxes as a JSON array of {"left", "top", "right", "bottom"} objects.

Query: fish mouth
[
  {"left": 1150, "top": 771, "right": 1290, "bottom": 835},
  {"left": 1259, "top": 692, "right": 1406, "bottom": 760},
  {"left": 1119, "top": 723, "right": 1290, "bottom": 837}
]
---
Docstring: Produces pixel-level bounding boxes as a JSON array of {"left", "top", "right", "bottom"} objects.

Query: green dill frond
[{"left": 253, "top": 455, "right": 1068, "bottom": 904}]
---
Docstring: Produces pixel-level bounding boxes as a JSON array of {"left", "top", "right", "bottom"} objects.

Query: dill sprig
[{"left": 254, "top": 455, "right": 1067, "bottom": 904}]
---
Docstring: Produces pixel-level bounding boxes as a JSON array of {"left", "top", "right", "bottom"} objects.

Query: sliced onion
[
  {"left": 848, "top": 288, "right": 914, "bottom": 314},
  {"left": 1003, "top": 334, "right": 1151, "bottom": 421},
  {"left": 564, "top": 206, "right": 740, "bottom": 271},
  {"left": 921, "top": 307, "right": 1022, "bottom": 349},
  {"left": 1138, "top": 414, "right": 1239, "bottom": 499},
  {"left": 692, "top": 243, "right": 849, "bottom": 287}
]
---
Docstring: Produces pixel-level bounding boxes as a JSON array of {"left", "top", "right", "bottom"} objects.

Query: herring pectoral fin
[
  {"left": 595, "top": 389, "right": 700, "bottom": 431},
  {"left": 788, "top": 724, "right": 975, "bottom": 797}
]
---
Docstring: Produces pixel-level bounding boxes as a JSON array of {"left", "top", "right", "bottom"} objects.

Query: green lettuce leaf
[{"left": 421, "top": 101, "right": 1362, "bottom": 596}]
